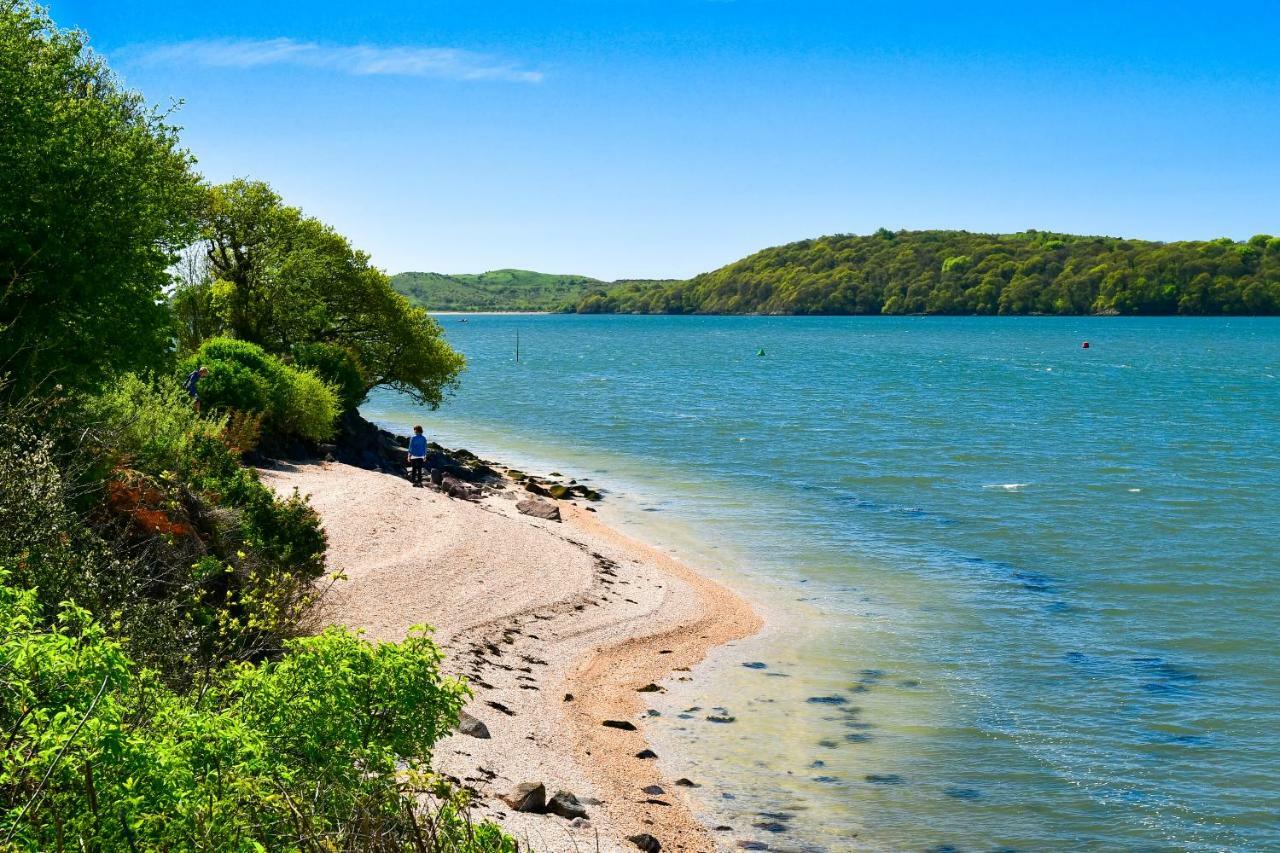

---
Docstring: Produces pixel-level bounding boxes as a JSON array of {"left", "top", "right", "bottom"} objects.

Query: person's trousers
[{"left": 409, "top": 457, "right": 425, "bottom": 485}]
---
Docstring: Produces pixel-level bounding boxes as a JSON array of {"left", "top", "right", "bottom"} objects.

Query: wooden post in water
[{"left": 515, "top": 327, "right": 520, "bottom": 363}]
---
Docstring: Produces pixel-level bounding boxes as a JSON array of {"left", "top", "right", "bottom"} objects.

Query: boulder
[
  {"left": 441, "top": 475, "right": 479, "bottom": 500},
  {"left": 501, "top": 782, "right": 546, "bottom": 813},
  {"left": 629, "top": 834, "right": 662, "bottom": 852},
  {"left": 547, "top": 484, "right": 572, "bottom": 500},
  {"left": 516, "top": 498, "right": 561, "bottom": 522},
  {"left": 457, "top": 711, "right": 490, "bottom": 739},
  {"left": 524, "top": 481, "right": 552, "bottom": 497},
  {"left": 546, "top": 790, "right": 588, "bottom": 820}
]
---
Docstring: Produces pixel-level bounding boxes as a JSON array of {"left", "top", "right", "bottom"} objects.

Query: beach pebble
[
  {"left": 501, "top": 782, "right": 546, "bottom": 813},
  {"left": 637, "top": 683, "right": 663, "bottom": 692},
  {"left": 456, "top": 711, "right": 490, "bottom": 739},
  {"left": 636, "top": 749, "right": 658, "bottom": 759},
  {"left": 737, "top": 842, "right": 769, "bottom": 851},
  {"left": 628, "top": 833, "right": 662, "bottom": 852},
  {"left": 547, "top": 790, "right": 589, "bottom": 820},
  {"left": 743, "top": 661, "right": 768, "bottom": 669},
  {"left": 706, "top": 714, "right": 736, "bottom": 724},
  {"left": 642, "top": 784, "right": 665, "bottom": 795},
  {"left": 603, "top": 719, "right": 638, "bottom": 731},
  {"left": 674, "top": 778, "right": 700, "bottom": 787},
  {"left": 516, "top": 497, "right": 561, "bottom": 522}
]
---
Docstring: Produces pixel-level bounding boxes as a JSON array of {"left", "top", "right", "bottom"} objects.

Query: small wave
[
  {"left": 983, "top": 482, "right": 1030, "bottom": 492},
  {"left": 1128, "top": 488, "right": 1142, "bottom": 493}
]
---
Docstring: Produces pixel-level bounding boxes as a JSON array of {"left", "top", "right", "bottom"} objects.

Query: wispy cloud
[{"left": 122, "top": 37, "right": 544, "bottom": 83}]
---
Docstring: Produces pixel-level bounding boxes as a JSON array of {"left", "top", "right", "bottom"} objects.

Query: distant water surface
[{"left": 364, "top": 315, "right": 1279, "bottom": 852}]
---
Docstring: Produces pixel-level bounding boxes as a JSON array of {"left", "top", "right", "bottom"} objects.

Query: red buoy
[{"left": 1082, "top": 341, "right": 1090, "bottom": 349}]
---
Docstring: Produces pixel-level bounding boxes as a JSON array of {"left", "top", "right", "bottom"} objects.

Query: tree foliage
[
  {"left": 0, "top": 2, "right": 202, "bottom": 395},
  {"left": 173, "top": 180, "right": 464, "bottom": 408},
  {"left": 571, "top": 230, "right": 1280, "bottom": 315}
]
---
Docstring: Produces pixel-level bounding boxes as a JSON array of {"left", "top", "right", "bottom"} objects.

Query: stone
[
  {"left": 706, "top": 714, "right": 736, "bottom": 724},
  {"left": 737, "top": 843, "right": 769, "bottom": 851},
  {"left": 457, "top": 711, "right": 490, "bottom": 739},
  {"left": 636, "top": 683, "right": 663, "bottom": 692},
  {"left": 441, "top": 474, "right": 479, "bottom": 500},
  {"left": 524, "top": 481, "right": 551, "bottom": 497},
  {"left": 547, "top": 790, "right": 588, "bottom": 820},
  {"left": 516, "top": 498, "right": 561, "bottom": 522},
  {"left": 674, "top": 778, "right": 700, "bottom": 787},
  {"left": 635, "top": 749, "right": 658, "bottom": 759},
  {"left": 602, "top": 719, "right": 637, "bottom": 731},
  {"left": 642, "top": 784, "right": 665, "bottom": 795},
  {"left": 743, "top": 661, "right": 768, "bottom": 669},
  {"left": 501, "top": 782, "right": 546, "bottom": 813},
  {"left": 547, "top": 484, "right": 572, "bottom": 500},
  {"left": 563, "top": 693, "right": 574, "bottom": 702},
  {"left": 628, "top": 834, "right": 662, "bottom": 852}
]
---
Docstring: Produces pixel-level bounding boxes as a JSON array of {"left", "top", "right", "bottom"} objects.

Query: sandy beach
[{"left": 259, "top": 459, "right": 761, "bottom": 852}]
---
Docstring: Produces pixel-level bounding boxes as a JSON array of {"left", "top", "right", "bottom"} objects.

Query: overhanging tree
[{"left": 177, "top": 179, "right": 464, "bottom": 408}]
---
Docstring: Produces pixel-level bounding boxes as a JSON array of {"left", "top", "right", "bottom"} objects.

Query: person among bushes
[{"left": 183, "top": 363, "right": 208, "bottom": 410}]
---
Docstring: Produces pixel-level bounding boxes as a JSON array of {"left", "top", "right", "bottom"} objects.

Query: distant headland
[{"left": 394, "top": 229, "right": 1280, "bottom": 316}]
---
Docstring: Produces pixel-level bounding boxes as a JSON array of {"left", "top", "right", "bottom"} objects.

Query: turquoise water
[{"left": 364, "top": 316, "right": 1279, "bottom": 851}]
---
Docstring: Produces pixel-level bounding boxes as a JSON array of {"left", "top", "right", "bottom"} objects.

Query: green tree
[
  {"left": 0, "top": 2, "right": 202, "bottom": 395},
  {"left": 180, "top": 180, "right": 464, "bottom": 407}
]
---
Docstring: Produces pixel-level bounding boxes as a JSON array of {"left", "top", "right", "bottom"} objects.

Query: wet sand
[{"left": 260, "top": 460, "right": 761, "bottom": 852}]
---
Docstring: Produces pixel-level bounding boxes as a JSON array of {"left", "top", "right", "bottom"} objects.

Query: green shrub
[
  {"left": 4, "top": 390, "right": 329, "bottom": 678},
  {"left": 80, "top": 373, "right": 224, "bottom": 477},
  {"left": 0, "top": 573, "right": 516, "bottom": 852},
  {"left": 293, "top": 341, "right": 368, "bottom": 410},
  {"left": 183, "top": 337, "right": 339, "bottom": 442}
]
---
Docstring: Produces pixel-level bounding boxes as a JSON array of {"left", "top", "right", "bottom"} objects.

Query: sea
[{"left": 362, "top": 315, "right": 1279, "bottom": 852}]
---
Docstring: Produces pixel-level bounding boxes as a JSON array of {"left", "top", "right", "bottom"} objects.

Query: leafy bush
[
  {"left": 0, "top": 574, "right": 516, "bottom": 852},
  {"left": 183, "top": 337, "right": 339, "bottom": 442},
  {"left": 293, "top": 341, "right": 369, "bottom": 410},
  {"left": 4, "top": 388, "right": 328, "bottom": 678},
  {"left": 80, "top": 373, "right": 224, "bottom": 477}
]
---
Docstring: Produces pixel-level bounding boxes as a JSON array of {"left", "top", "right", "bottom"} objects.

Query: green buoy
[{"left": 757, "top": 348, "right": 766, "bottom": 357}]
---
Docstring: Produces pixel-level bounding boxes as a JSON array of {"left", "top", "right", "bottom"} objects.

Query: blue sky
[{"left": 50, "top": 1, "right": 1280, "bottom": 280}]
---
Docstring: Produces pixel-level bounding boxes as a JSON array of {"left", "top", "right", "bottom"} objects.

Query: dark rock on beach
[
  {"left": 516, "top": 498, "right": 561, "bottom": 522},
  {"left": 635, "top": 749, "right": 658, "bottom": 759},
  {"left": 706, "top": 714, "right": 737, "bottom": 723},
  {"left": 629, "top": 834, "right": 662, "bottom": 852},
  {"left": 547, "top": 790, "right": 589, "bottom": 820},
  {"left": 642, "top": 784, "right": 665, "bottom": 795},
  {"left": 456, "top": 710, "right": 490, "bottom": 739},
  {"left": 501, "top": 781, "right": 546, "bottom": 813},
  {"left": 742, "top": 661, "right": 768, "bottom": 669},
  {"left": 603, "top": 719, "right": 638, "bottom": 731},
  {"left": 636, "top": 683, "right": 663, "bottom": 692},
  {"left": 674, "top": 778, "right": 700, "bottom": 787}
]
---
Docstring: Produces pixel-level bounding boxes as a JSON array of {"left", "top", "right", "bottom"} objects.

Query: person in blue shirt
[
  {"left": 406, "top": 425, "right": 429, "bottom": 487},
  {"left": 184, "top": 365, "right": 209, "bottom": 412}
]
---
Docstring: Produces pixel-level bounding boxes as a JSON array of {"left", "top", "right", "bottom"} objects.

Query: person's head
[
  {"left": 198, "top": 366, "right": 209, "bottom": 377},
  {"left": 413, "top": 425, "right": 423, "bottom": 435}
]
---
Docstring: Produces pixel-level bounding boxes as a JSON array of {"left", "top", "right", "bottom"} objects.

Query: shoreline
[{"left": 259, "top": 457, "right": 761, "bottom": 852}]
